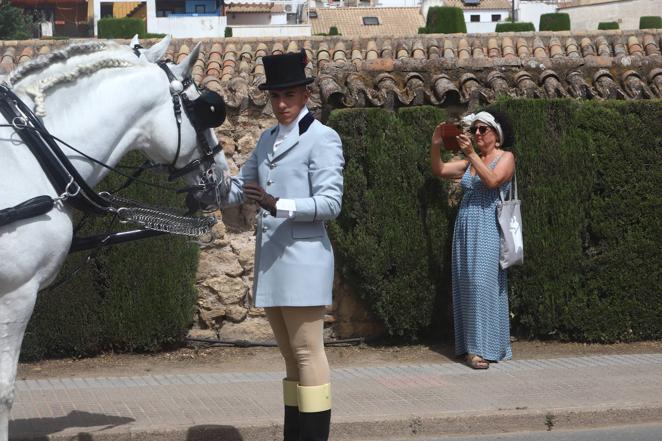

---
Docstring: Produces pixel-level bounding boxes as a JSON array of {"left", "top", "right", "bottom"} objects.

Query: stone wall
[{"left": 189, "top": 108, "right": 385, "bottom": 343}]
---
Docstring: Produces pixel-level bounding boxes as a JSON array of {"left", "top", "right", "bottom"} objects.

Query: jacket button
[
  {"left": 269, "top": 163, "right": 276, "bottom": 169},
  {"left": 262, "top": 226, "right": 268, "bottom": 232},
  {"left": 263, "top": 212, "right": 269, "bottom": 218},
  {"left": 267, "top": 179, "right": 274, "bottom": 186}
]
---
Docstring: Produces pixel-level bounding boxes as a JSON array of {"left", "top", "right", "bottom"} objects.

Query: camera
[{"left": 438, "top": 122, "right": 465, "bottom": 151}]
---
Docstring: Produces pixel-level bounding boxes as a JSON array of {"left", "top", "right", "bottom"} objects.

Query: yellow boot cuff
[
  {"left": 297, "top": 383, "right": 331, "bottom": 413},
  {"left": 283, "top": 379, "right": 299, "bottom": 407}
]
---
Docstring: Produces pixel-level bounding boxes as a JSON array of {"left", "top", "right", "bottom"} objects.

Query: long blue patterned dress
[{"left": 452, "top": 159, "right": 512, "bottom": 361}]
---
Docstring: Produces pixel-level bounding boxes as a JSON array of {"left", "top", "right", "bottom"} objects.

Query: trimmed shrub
[
  {"left": 495, "top": 22, "right": 535, "bottom": 32},
  {"left": 490, "top": 99, "right": 662, "bottom": 342},
  {"left": 21, "top": 152, "right": 199, "bottom": 361},
  {"left": 539, "top": 13, "right": 571, "bottom": 31},
  {"left": 224, "top": 26, "right": 232, "bottom": 37},
  {"left": 328, "top": 107, "right": 454, "bottom": 338},
  {"left": 0, "top": 0, "right": 33, "bottom": 39},
  {"left": 329, "top": 26, "right": 340, "bottom": 36},
  {"left": 424, "top": 6, "right": 467, "bottom": 34},
  {"left": 98, "top": 17, "right": 146, "bottom": 39},
  {"left": 418, "top": 26, "right": 427, "bottom": 34},
  {"left": 639, "top": 16, "right": 662, "bottom": 29},
  {"left": 329, "top": 100, "right": 662, "bottom": 343},
  {"left": 598, "top": 21, "right": 619, "bottom": 30}
]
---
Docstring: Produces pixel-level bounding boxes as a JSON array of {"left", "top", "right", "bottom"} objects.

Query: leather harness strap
[{"left": 0, "top": 84, "right": 110, "bottom": 214}]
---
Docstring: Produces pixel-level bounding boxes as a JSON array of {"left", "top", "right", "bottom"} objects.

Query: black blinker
[{"left": 191, "top": 90, "right": 226, "bottom": 129}]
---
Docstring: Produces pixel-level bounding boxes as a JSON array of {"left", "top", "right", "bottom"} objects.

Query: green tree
[
  {"left": 424, "top": 6, "right": 467, "bottom": 34},
  {"left": 0, "top": 0, "right": 33, "bottom": 39}
]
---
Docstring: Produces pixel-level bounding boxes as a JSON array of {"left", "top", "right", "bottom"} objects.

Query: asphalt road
[{"left": 384, "top": 423, "right": 662, "bottom": 441}]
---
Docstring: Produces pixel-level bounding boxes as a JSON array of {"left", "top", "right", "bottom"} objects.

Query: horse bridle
[{"left": 155, "top": 60, "right": 227, "bottom": 208}]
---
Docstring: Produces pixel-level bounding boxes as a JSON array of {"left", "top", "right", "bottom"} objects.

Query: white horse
[{"left": 0, "top": 36, "right": 227, "bottom": 441}]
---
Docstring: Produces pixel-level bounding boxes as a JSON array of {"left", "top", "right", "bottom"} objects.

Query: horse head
[
  {"left": 131, "top": 36, "right": 230, "bottom": 212},
  {"left": 6, "top": 36, "right": 229, "bottom": 213}
]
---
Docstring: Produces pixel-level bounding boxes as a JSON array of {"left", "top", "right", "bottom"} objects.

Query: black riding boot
[
  {"left": 283, "top": 379, "right": 300, "bottom": 441},
  {"left": 297, "top": 383, "right": 331, "bottom": 441}
]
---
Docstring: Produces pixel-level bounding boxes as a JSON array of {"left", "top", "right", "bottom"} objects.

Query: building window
[
  {"left": 470, "top": 14, "right": 480, "bottom": 23},
  {"left": 100, "top": 4, "right": 113, "bottom": 18},
  {"left": 362, "top": 16, "right": 379, "bottom": 25},
  {"left": 492, "top": 14, "right": 501, "bottom": 22},
  {"left": 195, "top": 5, "right": 206, "bottom": 13}
]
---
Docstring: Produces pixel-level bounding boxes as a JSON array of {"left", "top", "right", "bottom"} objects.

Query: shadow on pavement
[
  {"left": 187, "top": 424, "right": 244, "bottom": 440},
  {"left": 9, "top": 410, "right": 134, "bottom": 440}
]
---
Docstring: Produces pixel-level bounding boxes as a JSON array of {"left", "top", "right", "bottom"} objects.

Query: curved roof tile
[{"left": 0, "top": 30, "right": 660, "bottom": 114}]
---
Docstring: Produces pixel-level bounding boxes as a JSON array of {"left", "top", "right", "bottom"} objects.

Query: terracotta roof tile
[
  {"left": 311, "top": 7, "right": 425, "bottom": 37},
  {"left": 1, "top": 30, "right": 661, "bottom": 114}
]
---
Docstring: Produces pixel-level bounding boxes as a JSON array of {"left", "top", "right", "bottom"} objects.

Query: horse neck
[{"left": 32, "top": 66, "right": 170, "bottom": 188}]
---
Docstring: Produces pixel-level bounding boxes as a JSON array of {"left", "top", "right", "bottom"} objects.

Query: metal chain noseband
[{"left": 100, "top": 192, "right": 216, "bottom": 238}]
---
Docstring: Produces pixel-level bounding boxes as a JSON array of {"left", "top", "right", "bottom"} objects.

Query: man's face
[{"left": 269, "top": 86, "right": 310, "bottom": 125}]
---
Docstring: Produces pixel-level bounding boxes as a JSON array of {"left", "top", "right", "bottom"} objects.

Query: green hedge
[
  {"left": 492, "top": 100, "right": 662, "bottom": 342},
  {"left": 98, "top": 17, "right": 146, "bottom": 39},
  {"left": 495, "top": 22, "right": 535, "bottom": 32},
  {"left": 224, "top": 26, "right": 232, "bottom": 37},
  {"left": 328, "top": 107, "right": 454, "bottom": 338},
  {"left": 639, "top": 16, "right": 662, "bottom": 29},
  {"left": 21, "top": 152, "right": 199, "bottom": 361},
  {"left": 329, "top": 100, "right": 662, "bottom": 343},
  {"left": 598, "top": 21, "right": 619, "bottom": 30},
  {"left": 0, "top": 0, "right": 33, "bottom": 39},
  {"left": 539, "top": 13, "right": 571, "bottom": 31},
  {"left": 421, "top": 6, "right": 467, "bottom": 34}
]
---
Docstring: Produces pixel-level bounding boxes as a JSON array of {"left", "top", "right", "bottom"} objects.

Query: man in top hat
[{"left": 205, "top": 50, "right": 344, "bottom": 441}]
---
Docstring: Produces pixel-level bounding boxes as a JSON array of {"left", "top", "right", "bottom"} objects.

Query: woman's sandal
[{"left": 465, "top": 354, "right": 489, "bottom": 370}]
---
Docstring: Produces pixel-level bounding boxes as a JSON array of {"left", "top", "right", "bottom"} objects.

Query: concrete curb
[{"left": 13, "top": 405, "right": 662, "bottom": 441}]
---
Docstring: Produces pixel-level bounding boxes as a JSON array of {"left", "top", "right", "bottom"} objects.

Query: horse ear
[
  {"left": 129, "top": 34, "right": 140, "bottom": 48},
  {"left": 143, "top": 35, "right": 172, "bottom": 63},
  {"left": 171, "top": 42, "right": 201, "bottom": 79}
]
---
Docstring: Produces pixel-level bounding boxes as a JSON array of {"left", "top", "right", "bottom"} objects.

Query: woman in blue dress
[{"left": 430, "top": 111, "right": 516, "bottom": 369}]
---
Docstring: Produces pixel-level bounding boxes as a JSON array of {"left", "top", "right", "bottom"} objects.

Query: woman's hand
[
  {"left": 457, "top": 134, "right": 475, "bottom": 157},
  {"left": 431, "top": 122, "right": 445, "bottom": 147}
]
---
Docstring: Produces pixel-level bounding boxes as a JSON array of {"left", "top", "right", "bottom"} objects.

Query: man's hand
[{"left": 244, "top": 181, "right": 278, "bottom": 216}]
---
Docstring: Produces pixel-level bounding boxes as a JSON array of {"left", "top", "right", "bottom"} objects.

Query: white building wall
[
  {"left": 227, "top": 12, "right": 288, "bottom": 25},
  {"left": 230, "top": 24, "right": 312, "bottom": 37},
  {"left": 518, "top": 1, "right": 557, "bottom": 30},
  {"left": 150, "top": 15, "right": 228, "bottom": 37},
  {"left": 375, "top": 0, "right": 422, "bottom": 7},
  {"left": 464, "top": 9, "right": 510, "bottom": 33},
  {"left": 560, "top": 0, "right": 662, "bottom": 31}
]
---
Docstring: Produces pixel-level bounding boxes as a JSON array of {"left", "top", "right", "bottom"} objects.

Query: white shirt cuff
[{"left": 275, "top": 198, "right": 296, "bottom": 218}]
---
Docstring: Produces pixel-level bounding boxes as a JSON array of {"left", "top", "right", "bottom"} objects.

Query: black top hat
[{"left": 258, "top": 49, "right": 314, "bottom": 90}]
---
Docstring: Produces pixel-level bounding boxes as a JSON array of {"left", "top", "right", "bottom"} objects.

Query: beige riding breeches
[{"left": 264, "top": 306, "right": 330, "bottom": 387}]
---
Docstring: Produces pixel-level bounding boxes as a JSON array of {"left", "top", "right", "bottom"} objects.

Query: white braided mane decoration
[
  {"left": 25, "top": 58, "right": 135, "bottom": 117},
  {"left": 6, "top": 41, "right": 142, "bottom": 117},
  {"left": 8, "top": 41, "right": 108, "bottom": 86}
]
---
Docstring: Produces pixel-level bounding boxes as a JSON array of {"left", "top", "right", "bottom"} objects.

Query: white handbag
[{"left": 497, "top": 171, "right": 524, "bottom": 269}]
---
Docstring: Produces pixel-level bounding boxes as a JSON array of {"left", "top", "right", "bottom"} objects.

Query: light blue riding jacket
[{"left": 222, "top": 112, "right": 344, "bottom": 307}]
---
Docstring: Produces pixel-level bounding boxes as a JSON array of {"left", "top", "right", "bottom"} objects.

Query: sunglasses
[{"left": 473, "top": 125, "right": 491, "bottom": 135}]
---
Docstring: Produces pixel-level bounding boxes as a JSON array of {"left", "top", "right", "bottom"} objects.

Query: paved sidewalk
[{"left": 9, "top": 353, "right": 662, "bottom": 440}]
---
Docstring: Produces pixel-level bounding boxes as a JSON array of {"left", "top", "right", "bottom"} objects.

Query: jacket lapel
[
  {"left": 271, "top": 136, "right": 299, "bottom": 162},
  {"left": 269, "top": 112, "right": 315, "bottom": 163},
  {"left": 265, "top": 126, "right": 279, "bottom": 163}
]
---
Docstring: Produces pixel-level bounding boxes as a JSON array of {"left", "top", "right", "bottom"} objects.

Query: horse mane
[
  {"left": 8, "top": 41, "right": 142, "bottom": 117},
  {"left": 8, "top": 41, "right": 109, "bottom": 86}
]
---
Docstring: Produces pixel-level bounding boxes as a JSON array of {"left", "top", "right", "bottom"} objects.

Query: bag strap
[{"left": 499, "top": 169, "right": 517, "bottom": 202}]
